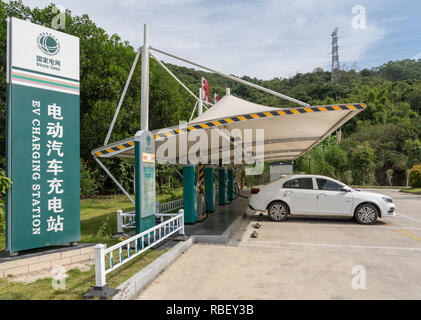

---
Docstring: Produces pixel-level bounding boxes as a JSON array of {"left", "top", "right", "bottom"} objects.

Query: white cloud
[
  {"left": 22, "top": 0, "right": 389, "bottom": 79},
  {"left": 412, "top": 52, "right": 421, "bottom": 60}
]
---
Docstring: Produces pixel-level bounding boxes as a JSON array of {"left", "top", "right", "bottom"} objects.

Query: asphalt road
[{"left": 136, "top": 189, "right": 421, "bottom": 300}]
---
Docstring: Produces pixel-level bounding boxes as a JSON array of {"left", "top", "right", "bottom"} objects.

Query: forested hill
[
  {"left": 166, "top": 60, "right": 421, "bottom": 187},
  {"left": 166, "top": 59, "right": 421, "bottom": 115},
  {"left": 0, "top": 0, "right": 421, "bottom": 193}
]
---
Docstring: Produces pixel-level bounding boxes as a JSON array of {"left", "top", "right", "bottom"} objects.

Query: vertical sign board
[
  {"left": 6, "top": 17, "right": 80, "bottom": 252},
  {"left": 134, "top": 131, "right": 156, "bottom": 234}
]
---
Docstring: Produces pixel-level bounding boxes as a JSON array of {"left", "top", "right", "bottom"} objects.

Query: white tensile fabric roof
[
  {"left": 92, "top": 94, "right": 366, "bottom": 164},
  {"left": 190, "top": 95, "right": 280, "bottom": 123}
]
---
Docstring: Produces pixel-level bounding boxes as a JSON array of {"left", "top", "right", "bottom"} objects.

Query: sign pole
[{"left": 135, "top": 25, "right": 155, "bottom": 235}]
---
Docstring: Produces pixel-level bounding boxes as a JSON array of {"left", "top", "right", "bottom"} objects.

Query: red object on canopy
[{"left": 202, "top": 77, "right": 210, "bottom": 102}]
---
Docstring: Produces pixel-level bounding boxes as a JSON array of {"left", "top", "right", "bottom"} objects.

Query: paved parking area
[{"left": 136, "top": 189, "right": 421, "bottom": 300}]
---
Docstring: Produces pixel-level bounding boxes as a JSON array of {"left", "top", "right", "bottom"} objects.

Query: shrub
[
  {"left": 0, "top": 203, "right": 5, "bottom": 233},
  {"left": 386, "top": 169, "right": 394, "bottom": 186},
  {"left": 0, "top": 170, "right": 12, "bottom": 233},
  {"left": 341, "top": 170, "right": 353, "bottom": 186},
  {"left": 96, "top": 215, "right": 114, "bottom": 237},
  {"left": 161, "top": 184, "right": 177, "bottom": 200},
  {"left": 408, "top": 164, "right": 421, "bottom": 188},
  {"left": 80, "top": 159, "right": 100, "bottom": 197}
]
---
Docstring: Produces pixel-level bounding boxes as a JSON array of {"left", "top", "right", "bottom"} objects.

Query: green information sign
[
  {"left": 134, "top": 130, "right": 156, "bottom": 234},
  {"left": 6, "top": 17, "right": 80, "bottom": 253}
]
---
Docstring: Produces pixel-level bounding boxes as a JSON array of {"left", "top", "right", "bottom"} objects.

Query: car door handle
[
  {"left": 284, "top": 191, "right": 292, "bottom": 195},
  {"left": 319, "top": 193, "right": 326, "bottom": 197}
]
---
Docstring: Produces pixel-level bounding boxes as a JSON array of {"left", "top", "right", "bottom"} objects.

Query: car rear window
[{"left": 283, "top": 178, "right": 313, "bottom": 189}]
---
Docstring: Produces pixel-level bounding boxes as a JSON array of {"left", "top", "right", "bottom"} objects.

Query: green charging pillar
[
  {"left": 228, "top": 168, "right": 235, "bottom": 201},
  {"left": 134, "top": 131, "right": 156, "bottom": 235},
  {"left": 183, "top": 165, "right": 198, "bottom": 223},
  {"left": 204, "top": 167, "right": 215, "bottom": 212},
  {"left": 218, "top": 167, "right": 227, "bottom": 205}
]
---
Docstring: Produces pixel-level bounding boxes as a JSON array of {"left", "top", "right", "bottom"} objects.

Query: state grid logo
[{"left": 37, "top": 32, "right": 60, "bottom": 56}]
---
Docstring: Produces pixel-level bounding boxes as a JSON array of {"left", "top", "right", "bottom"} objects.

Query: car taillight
[{"left": 251, "top": 188, "right": 260, "bottom": 194}]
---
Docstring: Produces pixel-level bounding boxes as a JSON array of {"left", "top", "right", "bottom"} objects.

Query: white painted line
[
  {"left": 259, "top": 223, "right": 421, "bottom": 231},
  {"left": 243, "top": 240, "right": 421, "bottom": 252}
]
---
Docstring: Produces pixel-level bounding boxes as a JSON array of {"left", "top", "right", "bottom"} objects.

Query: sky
[{"left": 18, "top": 0, "right": 421, "bottom": 80}]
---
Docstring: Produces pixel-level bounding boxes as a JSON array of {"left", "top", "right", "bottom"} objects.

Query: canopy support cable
[
  {"left": 150, "top": 46, "right": 310, "bottom": 107},
  {"left": 150, "top": 52, "right": 203, "bottom": 104},
  {"left": 104, "top": 47, "right": 142, "bottom": 146},
  {"left": 189, "top": 101, "right": 199, "bottom": 122},
  {"left": 94, "top": 156, "right": 135, "bottom": 205}
]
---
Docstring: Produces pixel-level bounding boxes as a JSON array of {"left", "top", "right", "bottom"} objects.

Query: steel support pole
[
  {"left": 204, "top": 167, "right": 215, "bottom": 212},
  {"left": 183, "top": 165, "right": 198, "bottom": 224},
  {"left": 141, "top": 24, "right": 149, "bottom": 131},
  {"left": 198, "top": 87, "right": 203, "bottom": 116},
  {"left": 218, "top": 167, "right": 227, "bottom": 205},
  {"left": 227, "top": 168, "right": 234, "bottom": 201}
]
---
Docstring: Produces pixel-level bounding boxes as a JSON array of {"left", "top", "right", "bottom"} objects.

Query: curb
[
  {"left": 113, "top": 237, "right": 194, "bottom": 300},
  {"left": 193, "top": 209, "right": 249, "bottom": 244}
]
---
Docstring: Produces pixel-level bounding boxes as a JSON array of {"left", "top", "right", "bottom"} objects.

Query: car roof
[{"left": 271, "top": 174, "right": 342, "bottom": 184}]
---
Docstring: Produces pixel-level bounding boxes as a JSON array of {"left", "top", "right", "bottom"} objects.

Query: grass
[
  {"left": 400, "top": 187, "right": 421, "bottom": 195},
  {"left": 1, "top": 187, "right": 183, "bottom": 250},
  {"left": 0, "top": 248, "right": 166, "bottom": 300},
  {"left": 0, "top": 187, "right": 183, "bottom": 299}
]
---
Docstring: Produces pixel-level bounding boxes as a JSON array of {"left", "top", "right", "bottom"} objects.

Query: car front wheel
[
  {"left": 355, "top": 204, "right": 378, "bottom": 225},
  {"left": 267, "top": 201, "right": 289, "bottom": 222}
]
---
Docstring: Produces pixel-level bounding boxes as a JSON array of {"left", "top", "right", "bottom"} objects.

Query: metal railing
[
  {"left": 159, "top": 198, "right": 183, "bottom": 215},
  {"left": 117, "top": 198, "right": 183, "bottom": 233},
  {"left": 94, "top": 209, "right": 184, "bottom": 289},
  {"left": 117, "top": 210, "right": 135, "bottom": 232}
]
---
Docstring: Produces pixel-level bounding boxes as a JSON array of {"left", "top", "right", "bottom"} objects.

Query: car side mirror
[{"left": 341, "top": 187, "right": 351, "bottom": 192}]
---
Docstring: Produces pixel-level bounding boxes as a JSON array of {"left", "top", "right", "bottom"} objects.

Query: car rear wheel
[
  {"left": 268, "top": 201, "right": 288, "bottom": 222},
  {"left": 355, "top": 204, "right": 378, "bottom": 225}
]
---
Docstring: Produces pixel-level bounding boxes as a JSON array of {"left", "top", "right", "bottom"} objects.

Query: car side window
[
  {"left": 316, "top": 178, "right": 343, "bottom": 191},
  {"left": 283, "top": 178, "right": 313, "bottom": 190}
]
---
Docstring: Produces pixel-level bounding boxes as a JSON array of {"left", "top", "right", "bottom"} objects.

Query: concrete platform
[
  {"left": 184, "top": 191, "right": 250, "bottom": 244},
  {"left": 136, "top": 189, "right": 421, "bottom": 300}
]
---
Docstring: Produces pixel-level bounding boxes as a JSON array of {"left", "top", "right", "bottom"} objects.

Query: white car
[{"left": 248, "top": 174, "right": 396, "bottom": 225}]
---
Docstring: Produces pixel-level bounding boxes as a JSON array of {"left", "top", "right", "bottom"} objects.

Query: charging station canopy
[{"left": 92, "top": 94, "right": 366, "bottom": 164}]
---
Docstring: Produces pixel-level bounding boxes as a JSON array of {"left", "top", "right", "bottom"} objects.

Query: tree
[
  {"left": 2, "top": 1, "right": 421, "bottom": 191},
  {"left": 324, "top": 144, "right": 348, "bottom": 179},
  {"left": 350, "top": 142, "right": 375, "bottom": 185},
  {"left": 404, "top": 139, "right": 421, "bottom": 168},
  {"left": 155, "top": 164, "right": 180, "bottom": 194}
]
